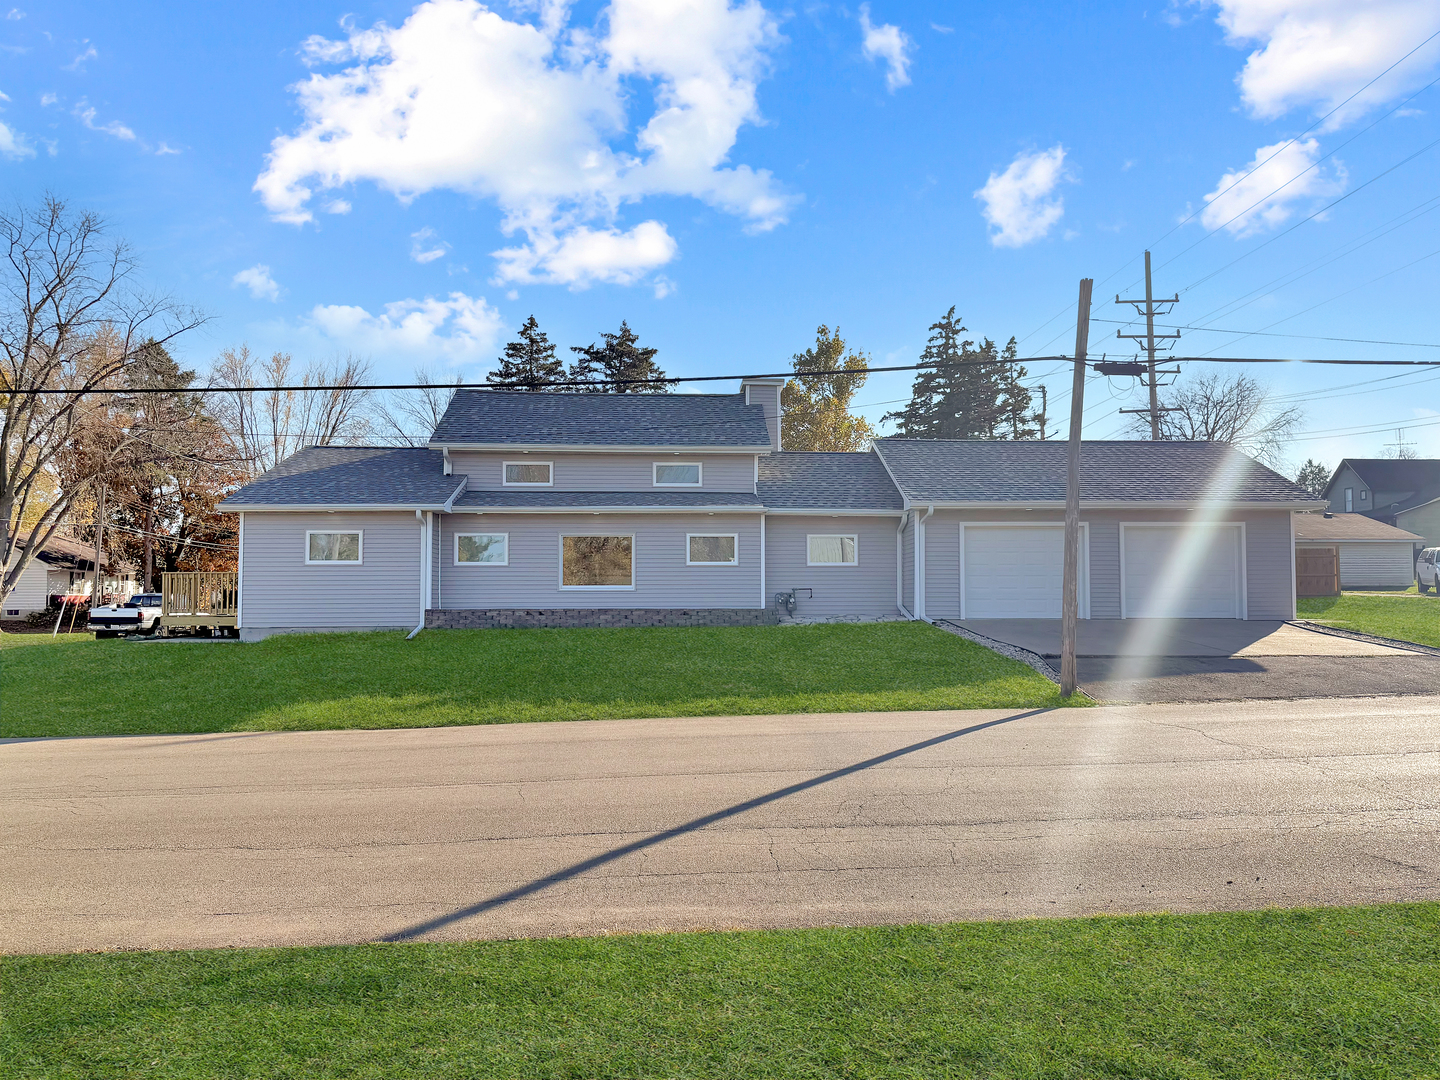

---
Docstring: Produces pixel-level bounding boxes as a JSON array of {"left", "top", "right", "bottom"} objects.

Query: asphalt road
[{"left": 5, "top": 697, "right": 1439, "bottom": 954}]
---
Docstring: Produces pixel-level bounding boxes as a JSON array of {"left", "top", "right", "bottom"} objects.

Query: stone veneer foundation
[{"left": 426, "top": 608, "right": 780, "bottom": 630}]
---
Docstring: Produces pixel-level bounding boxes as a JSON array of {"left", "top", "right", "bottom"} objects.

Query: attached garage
[
  {"left": 1292, "top": 513, "right": 1420, "bottom": 590},
  {"left": 1121, "top": 523, "right": 1244, "bottom": 619},
  {"left": 960, "top": 523, "right": 1089, "bottom": 618}
]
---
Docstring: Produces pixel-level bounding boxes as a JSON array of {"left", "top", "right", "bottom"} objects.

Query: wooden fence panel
[{"left": 1296, "top": 546, "right": 1339, "bottom": 598}]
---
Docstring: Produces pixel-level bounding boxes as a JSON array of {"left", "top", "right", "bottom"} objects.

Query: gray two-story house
[{"left": 218, "top": 378, "right": 1323, "bottom": 640}]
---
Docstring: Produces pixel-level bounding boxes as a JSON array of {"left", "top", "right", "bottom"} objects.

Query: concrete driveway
[
  {"left": 948, "top": 618, "right": 1440, "bottom": 702},
  {"left": 4, "top": 697, "right": 1439, "bottom": 954}
]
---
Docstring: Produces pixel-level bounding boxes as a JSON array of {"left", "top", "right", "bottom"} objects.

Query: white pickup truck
[{"left": 89, "top": 593, "right": 163, "bottom": 638}]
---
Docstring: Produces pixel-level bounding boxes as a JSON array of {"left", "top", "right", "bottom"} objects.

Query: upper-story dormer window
[
  {"left": 504, "top": 461, "right": 552, "bottom": 486},
  {"left": 654, "top": 462, "right": 702, "bottom": 486}
]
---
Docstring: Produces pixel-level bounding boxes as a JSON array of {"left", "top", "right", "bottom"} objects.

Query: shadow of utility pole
[{"left": 378, "top": 707, "right": 1055, "bottom": 943}]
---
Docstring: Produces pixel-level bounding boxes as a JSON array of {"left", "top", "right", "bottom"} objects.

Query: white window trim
[
  {"left": 686, "top": 533, "right": 739, "bottom": 566},
  {"left": 305, "top": 529, "right": 363, "bottom": 565},
  {"left": 806, "top": 533, "right": 859, "bottom": 567},
  {"left": 454, "top": 531, "right": 510, "bottom": 567},
  {"left": 503, "top": 460, "right": 553, "bottom": 487},
  {"left": 958, "top": 521, "right": 1090, "bottom": 620},
  {"left": 1118, "top": 521, "right": 1247, "bottom": 621},
  {"left": 653, "top": 461, "right": 703, "bottom": 487},
  {"left": 558, "top": 533, "right": 636, "bottom": 590}
]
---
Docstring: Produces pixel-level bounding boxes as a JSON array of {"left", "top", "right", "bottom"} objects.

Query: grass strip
[
  {"left": 1299, "top": 593, "right": 1440, "bottom": 649},
  {"left": 0, "top": 622, "right": 1073, "bottom": 738},
  {"left": 3, "top": 904, "right": 1437, "bottom": 1079}
]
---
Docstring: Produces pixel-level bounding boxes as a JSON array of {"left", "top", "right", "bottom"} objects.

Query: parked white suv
[
  {"left": 1418, "top": 548, "right": 1440, "bottom": 594},
  {"left": 89, "top": 593, "right": 163, "bottom": 637}
]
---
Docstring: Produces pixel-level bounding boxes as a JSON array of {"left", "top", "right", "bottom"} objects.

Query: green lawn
[
  {"left": 1298, "top": 592, "right": 1440, "bottom": 649},
  {"left": 0, "top": 622, "right": 1073, "bottom": 739},
  {"left": 4, "top": 904, "right": 1436, "bottom": 1079}
]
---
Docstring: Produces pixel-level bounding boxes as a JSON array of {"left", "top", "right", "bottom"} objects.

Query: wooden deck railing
[{"left": 161, "top": 572, "right": 239, "bottom": 627}]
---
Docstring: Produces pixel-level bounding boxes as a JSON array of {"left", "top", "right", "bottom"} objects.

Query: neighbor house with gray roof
[{"left": 218, "top": 377, "right": 1324, "bottom": 640}]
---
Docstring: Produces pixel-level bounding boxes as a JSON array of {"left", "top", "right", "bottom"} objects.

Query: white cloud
[
  {"left": 492, "top": 220, "right": 677, "bottom": 287},
  {"left": 0, "top": 119, "right": 33, "bottom": 159},
  {"left": 859, "top": 4, "right": 913, "bottom": 91},
  {"left": 1200, "top": 137, "right": 1346, "bottom": 234},
  {"left": 39, "top": 91, "right": 56, "bottom": 106},
  {"left": 974, "top": 145, "right": 1069, "bottom": 248},
  {"left": 155, "top": 142, "right": 180, "bottom": 155},
  {"left": 306, "top": 291, "right": 505, "bottom": 362},
  {"left": 65, "top": 43, "right": 96, "bottom": 72},
  {"left": 410, "top": 227, "right": 450, "bottom": 264},
  {"left": 6, "top": 8, "right": 24, "bottom": 18},
  {"left": 323, "top": 198, "right": 351, "bottom": 214},
  {"left": 232, "top": 264, "right": 281, "bottom": 302},
  {"left": 74, "top": 100, "right": 135, "bottom": 140},
  {"left": 1212, "top": 0, "right": 1440, "bottom": 129},
  {"left": 930, "top": 22, "right": 953, "bottom": 33},
  {"left": 255, "top": 0, "right": 792, "bottom": 288}
]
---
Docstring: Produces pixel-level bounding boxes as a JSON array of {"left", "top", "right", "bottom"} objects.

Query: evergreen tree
[
  {"left": 781, "top": 324, "right": 875, "bottom": 451},
  {"left": 883, "top": 308, "right": 1036, "bottom": 439},
  {"left": 487, "top": 316, "right": 566, "bottom": 390},
  {"left": 568, "top": 320, "right": 669, "bottom": 392},
  {"left": 1295, "top": 458, "right": 1331, "bottom": 497}
]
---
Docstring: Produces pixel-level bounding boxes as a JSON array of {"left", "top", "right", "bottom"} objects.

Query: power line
[{"left": 1091, "top": 318, "right": 1440, "bottom": 350}]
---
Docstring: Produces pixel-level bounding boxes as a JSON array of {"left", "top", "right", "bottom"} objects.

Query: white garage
[
  {"left": 1292, "top": 513, "right": 1421, "bottom": 589},
  {"left": 1121, "top": 523, "right": 1244, "bottom": 619},
  {"left": 960, "top": 524, "right": 1089, "bottom": 618}
]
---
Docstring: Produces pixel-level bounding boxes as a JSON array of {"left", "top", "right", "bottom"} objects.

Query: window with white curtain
[
  {"left": 687, "top": 534, "right": 737, "bottom": 565},
  {"left": 654, "top": 462, "right": 702, "bottom": 486},
  {"left": 456, "top": 533, "right": 508, "bottom": 565},
  {"left": 807, "top": 534, "right": 857, "bottom": 566}
]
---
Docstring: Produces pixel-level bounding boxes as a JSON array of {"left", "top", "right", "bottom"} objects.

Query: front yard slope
[
  {"left": 0, "top": 622, "right": 1072, "bottom": 738},
  {"left": 1298, "top": 593, "right": 1440, "bottom": 649}
]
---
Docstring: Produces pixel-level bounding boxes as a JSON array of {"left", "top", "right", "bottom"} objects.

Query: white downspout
[
  {"left": 760, "top": 513, "right": 767, "bottom": 611},
  {"left": 916, "top": 505, "right": 935, "bottom": 622},
  {"left": 407, "top": 510, "right": 429, "bottom": 639},
  {"left": 896, "top": 514, "right": 913, "bottom": 620},
  {"left": 236, "top": 512, "right": 245, "bottom": 630}
]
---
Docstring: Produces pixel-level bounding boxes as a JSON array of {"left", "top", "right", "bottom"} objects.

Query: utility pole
[
  {"left": 1116, "top": 251, "right": 1180, "bottom": 438},
  {"left": 91, "top": 483, "right": 107, "bottom": 607},
  {"left": 1037, "top": 385, "right": 1048, "bottom": 440},
  {"left": 1060, "top": 278, "right": 1093, "bottom": 699}
]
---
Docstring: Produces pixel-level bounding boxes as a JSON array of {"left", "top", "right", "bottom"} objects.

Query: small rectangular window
[
  {"left": 1345, "top": 487, "right": 1353, "bottom": 512},
  {"left": 807, "top": 534, "right": 857, "bottom": 566},
  {"left": 654, "top": 462, "right": 702, "bottom": 486},
  {"left": 561, "top": 535, "right": 633, "bottom": 588},
  {"left": 687, "top": 534, "right": 737, "bottom": 565},
  {"left": 1360, "top": 490, "right": 1368, "bottom": 502},
  {"left": 456, "top": 533, "right": 508, "bottom": 565},
  {"left": 306, "top": 531, "right": 362, "bottom": 564},
  {"left": 504, "top": 461, "right": 552, "bottom": 486}
]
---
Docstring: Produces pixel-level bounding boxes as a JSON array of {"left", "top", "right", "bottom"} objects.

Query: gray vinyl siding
[
  {"left": 900, "top": 513, "right": 915, "bottom": 615},
  {"left": 436, "top": 513, "right": 764, "bottom": 609},
  {"left": 450, "top": 452, "right": 757, "bottom": 493},
  {"left": 1326, "top": 465, "right": 1368, "bottom": 513},
  {"left": 763, "top": 515, "right": 900, "bottom": 618},
  {"left": 1397, "top": 502, "right": 1440, "bottom": 549},
  {"left": 2, "top": 556, "right": 49, "bottom": 616},
  {"left": 919, "top": 508, "right": 1294, "bottom": 621},
  {"left": 1335, "top": 542, "right": 1417, "bottom": 589},
  {"left": 240, "top": 511, "right": 422, "bottom": 628}
]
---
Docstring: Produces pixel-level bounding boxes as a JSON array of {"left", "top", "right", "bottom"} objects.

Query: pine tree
[
  {"left": 568, "top": 320, "right": 669, "bottom": 392},
  {"left": 1295, "top": 458, "right": 1330, "bottom": 496},
  {"left": 487, "top": 316, "right": 566, "bottom": 390},
  {"left": 781, "top": 325, "right": 875, "bottom": 451},
  {"left": 883, "top": 309, "right": 1037, "bottom": 439}
]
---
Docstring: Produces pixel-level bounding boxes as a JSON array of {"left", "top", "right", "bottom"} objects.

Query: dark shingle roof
[
  {"left": 1329, "top": 458, "right": 1440, "bottom": 514},
  {"left": 452, "top": 490, "right": 762, "bottom": 510},
  {"left": 757, "top": 452, "right": 903, "bottom": 510},
  {"left": 872, "top": 439, "right": 1320, "bottom": 505},
  {"left": 430, "top": 390, "right": 774, "bottom": 449},
  {"left": 218, "top": 446, "right": 464, "bottom": 509},
  {"left": 1293, "top": 513, "right": 1423, "bottom": 542}
]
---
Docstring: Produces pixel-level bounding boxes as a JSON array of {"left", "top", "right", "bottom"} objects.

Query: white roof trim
[
  {"left": 429, "top": 442, "right": 775, "bottom": 454},
  {"left": 216, "top": 503, "right": 453, "bottom": 512},
  {"left": 761, "top": 508, "right": 905, "bottom": 516},
  {"left": 907, "top": 498, "right": 1327, "bottom": 511},
  {"left": 450, "top": 505, "right": 764, "bottom": 515}
]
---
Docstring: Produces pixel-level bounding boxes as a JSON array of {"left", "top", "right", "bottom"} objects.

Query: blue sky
[{"left": 4, "top": 0, "right": 1440, "bottom": 472}]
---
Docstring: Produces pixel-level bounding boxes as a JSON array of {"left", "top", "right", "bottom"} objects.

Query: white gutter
[
  {"left": 407, "top": 510, "right": 431, "bottom": 640},
  {"left": 759, "top": 513, "right": 767, "bottom": 611},
  {"left": 915, "top": 505, "right": 935, "bottom": 622},
  {"left": 896, "top": 514, "right": 913, "bottom": 620},
  {"left": 236, "top": 512, "right": 244, "bottom": 630},
  {"left": 217, "top": 502, "right": 455, "bottom": 513},
  {"left": 428, "top": 442, "right": 775, "bottom": 454},
  {"left": 453, "top": 505, "right": 765, "bottom": 515}
]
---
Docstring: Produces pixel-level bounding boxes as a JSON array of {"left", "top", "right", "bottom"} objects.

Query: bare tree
[
  {"left": 370, "top": 368, "right": 460, "bottom": 446},
  {"left": 1133, "top": 371, "right": 1302, "bottom": 467},
  {"left": 1, "top": 196, "right": 205, "bottom": 608},
  {"left": 209, "top": 347, "right": 373, "bottom": 479}
]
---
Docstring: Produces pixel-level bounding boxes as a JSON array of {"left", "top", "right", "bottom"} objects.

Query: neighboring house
[
  {"left": 1, "top": 534, "right": 137, "bottom": 620},
  {"left": 1323, "top": 458, "right": 1440, "bottom": 547},
  {"left": 1292, "top": 512, "right": 1422, "bottom": 590},
  {"left": 217, "top": 380, "right": 1324, "bottom": 640}
]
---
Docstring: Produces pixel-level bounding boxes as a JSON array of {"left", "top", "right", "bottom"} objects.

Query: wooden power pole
[
  {"left": 1060, "top": 278, "right": 1093, "bottom": 698},
  {"left": 91, "top": 483, "right": 107, "bottom": 606}
]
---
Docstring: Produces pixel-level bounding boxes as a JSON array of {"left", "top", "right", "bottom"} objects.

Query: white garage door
[
  {"left": 963, "top": 525, "right": 1086, "bottom": 618},
  {"left": 1123, "top": 525, "right": 1242, "bottom": 619}
]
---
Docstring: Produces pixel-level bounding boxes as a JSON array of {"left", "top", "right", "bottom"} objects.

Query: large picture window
[
  {"left": 687, "top": 534, "right": 737, "bottom": 565},
  {"left": 456, "top": 533, "right": 508, "bottom": 565},
  {"left": 504, "top": 461, "right": 552, "bottom": 486},
  {"left": 654, "top": 461, "right": 701, "bottom": 486},
  {"left": 306, "top": 531, "right": 362, "bottom": 564},
  {"left": 807, "top": 534, "right": 857, "bottom": 566},
  {"left": 561, "top": 535, "right": 633, "bottom": 588}
]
